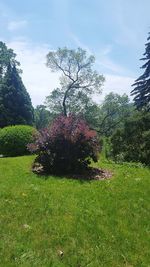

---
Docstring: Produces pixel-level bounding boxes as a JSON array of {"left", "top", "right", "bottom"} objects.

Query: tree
[
  {"left": 98, "top": 92, "right": 133, "bottom": 136},
  {"left": 46, "top": 47, "right": 104, "bottom": 116},
  {"left": 45, "top": 88, "right": 64, "bottom": 115},
  {"left": 131, "top": 32, "right": 150, "bottom": 111},
  {"left": 111, "top": 111, "right": 150, "bottom": 165},
  {"left": 34, "top": 105, "right": 51, "bottom": 129},
  {"left": 0, "top": 41, "right": 20, "bottom": 80},
  {"left": 45, "top": 86, "right": 101, "bottom": 128},
  {"left": 0, "top": 64, "right": 34, "bottom": 127}
]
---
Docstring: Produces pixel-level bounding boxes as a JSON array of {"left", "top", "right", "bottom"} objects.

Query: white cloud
[
  {"left": 104, "top": 74, "right": 134, "bottom": 97},
  {"left": 96, "top": 57, "right": 125, "bottom": 74},
  {"left": 5, "top": 38, "right": 135, "bottom": 107},
  {"left": 95, "top": 44, "right": 128, "bottom": 75},
  {"left": 7, "top": 20, "right": 28, "bottom": 31},
  {"left": 70, "top": 33, "right": 92, "bottom": 54},
  {"left": 7, "top": 38, "right": 60, "bottom": 107},
  {"left": 93, "top": 74, "right": 134, "bottom": 104},
  {"left": 70, "top": 32, "right": 128, "bottom": 75}
]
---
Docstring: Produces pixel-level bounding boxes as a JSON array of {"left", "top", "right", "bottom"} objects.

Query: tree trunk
[
  {"left": 62, "top": 82, "right": 76, "bottom": 116},
  {"left": 62, "top": 85, "right": 71, "bottom": 117},
  {"left": 63, "top": 98, "right": 67, "bottom": 116}
]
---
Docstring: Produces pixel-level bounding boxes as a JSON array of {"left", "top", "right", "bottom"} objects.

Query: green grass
[{"left": 0, "top": 156, "right": 150, "bottom": 267}]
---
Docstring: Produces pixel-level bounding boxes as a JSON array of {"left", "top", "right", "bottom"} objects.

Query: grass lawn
[{"left": 0, "top": 155, "right": 150, "bottom": 267}]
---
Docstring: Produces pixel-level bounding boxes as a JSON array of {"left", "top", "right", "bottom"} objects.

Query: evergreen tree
[
  {"left": 0, "top": 64, "right": 34, "bottom": 127},
  {"left": 131, "top": 33, "right": 150, "bottom": 111},
  {"left": 0, "top": 41, "right": 20, "bottom": 80}
]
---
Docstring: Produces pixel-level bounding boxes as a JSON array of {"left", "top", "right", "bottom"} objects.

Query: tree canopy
[
  {"left": 34, "top": 105, "right": 51, "bottom": 129},
  {"left": 0, "top": 41, "right": 20, "bottom": 80},
  {"left": 0, "top": 42, "right": 33, "bottom": 127},
  {"left": 46, "top": 47, "right": 104, "bottom": 116},
  {"left": 98, "top": 92, "right": 133, "bottom": 136},
  {"left": 131, "top": 32, "right": 150, "bottom": 111}
]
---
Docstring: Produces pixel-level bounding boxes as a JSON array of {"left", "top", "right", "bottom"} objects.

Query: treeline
[{"left": 0, "top": 33, "right": 150, "bottom": 165}]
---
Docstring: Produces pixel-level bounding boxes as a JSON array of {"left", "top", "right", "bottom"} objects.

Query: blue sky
[{"left": 0, "top": 0, "right": 150, "bottom": 106}]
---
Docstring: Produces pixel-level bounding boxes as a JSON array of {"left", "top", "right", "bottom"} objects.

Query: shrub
[
  {"left": 28, "top": 114, "right": 100, "bottom": 174},
  {"left": 0, "top": 125, "right": 36, "bottom": 157},
  {"left": 110, "top": 112, "right": 150, "bottom": 165}
]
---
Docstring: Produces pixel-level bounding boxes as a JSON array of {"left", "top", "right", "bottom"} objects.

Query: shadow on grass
[{"left": 32, "top": 163, "right": 112, "bottom": 183}]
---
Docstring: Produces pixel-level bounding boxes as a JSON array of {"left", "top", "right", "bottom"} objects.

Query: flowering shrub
[{"left": 28, "top": 114, "right": 100, "bottom": 174}]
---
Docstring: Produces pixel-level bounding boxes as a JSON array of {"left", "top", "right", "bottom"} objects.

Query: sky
[{"left": 0, "top": 0, "right": 150, "bottom": 106}]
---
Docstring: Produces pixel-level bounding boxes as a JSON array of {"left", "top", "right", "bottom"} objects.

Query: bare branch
[{"left": 46, "top": 47, "right": 104, "bottom": 116}]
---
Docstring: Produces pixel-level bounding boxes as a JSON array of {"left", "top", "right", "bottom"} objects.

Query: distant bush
[
  {"left": 0, "top": 125, "right": 36, "bottom": 157},
  {"left": 110, "top": 112, "right": 150, "bottom": 165},
  {"left": 28, "top": 114, "right": 100, "bottom": 174}
]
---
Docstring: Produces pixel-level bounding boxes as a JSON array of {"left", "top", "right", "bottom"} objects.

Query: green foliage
[
  {"left": 0, "top": 41, "right": 20, "bottom": 80},
  {"left": 0, "top": 156, "right": 150, "bottom": 266},
  {"left": 0, "top": 64, "right": 34, "bottom": 127},
  {"left": 110, "top": 112, "right": 150, "bottom": 165},
  {"left": 98, "top": 92, "right": 133, "bottom": 136},
  {"left": 46, "top": 47, "right": 104, "bottom": 116},
  {"left": 83, "top": 101, "right": 101, "bottom": 129},
  {"left": 0, "top": 42, "right": 33, "bottom": 127},
  {"left": 131, "top": 32, "right": 150, "bottom": 111},
  {"left": 34, "top": 105, "right": 51, "bottom": 129},
  {"left": 45, "top": 88, "right": 64, "bottom": 114},
  {"left": 0, "top": 125, "right": 36, "bottom": 157},
  {"left": 45, "top": 87, "right": 101, "bottom": 128}
]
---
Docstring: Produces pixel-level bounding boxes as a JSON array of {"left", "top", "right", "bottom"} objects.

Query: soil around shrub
[{"left": 32, "top": 162, "right": 112, "bottom": 180}]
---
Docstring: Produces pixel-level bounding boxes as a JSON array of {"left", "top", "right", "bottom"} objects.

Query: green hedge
[{"left": 0, "top": 125, "right": 36, "bottom": 157}]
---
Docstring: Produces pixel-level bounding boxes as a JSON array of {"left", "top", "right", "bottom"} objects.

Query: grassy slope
[{"left": 0, "top": 156, "right": 150, "bottom": 267}]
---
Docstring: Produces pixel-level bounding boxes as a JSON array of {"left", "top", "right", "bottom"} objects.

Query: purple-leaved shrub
[{"left": 28, "top": 114, "right": 100, "bottom": 174}]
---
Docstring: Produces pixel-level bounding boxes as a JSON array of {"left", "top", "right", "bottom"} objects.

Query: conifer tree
[
  {"left": 0, "top": 41, "right": 20, "bottom": 80},
  {"left": 131, "top": 33, "right": 150, "bottom": 111},
  {"left": 0, "top": 64, "right": 34, "bottom": 127}
]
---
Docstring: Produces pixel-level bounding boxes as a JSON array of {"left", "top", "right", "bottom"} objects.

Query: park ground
[{"left": 0, "top": 155, "right": 150, "bottom": 267}]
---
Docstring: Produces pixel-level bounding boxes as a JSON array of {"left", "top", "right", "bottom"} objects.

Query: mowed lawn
[{"left": 0, "top": 156, "right": 150, "bottom": 267}]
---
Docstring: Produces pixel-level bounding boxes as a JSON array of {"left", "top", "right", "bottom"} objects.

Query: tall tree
[
  {"left": 131, "top": 32, "right": 150, "bottom": 111},
  {"left": 0, "top": 41, "right": 20, "bottom": 80},
  {"left": 46, "top": 47, "right": 104, "bottom": 116},
  {"left": 0, "top": 64, "right": 34, "bottom": 127}
]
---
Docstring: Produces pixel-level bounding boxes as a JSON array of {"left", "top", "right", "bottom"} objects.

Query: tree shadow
[{"left": 32, "top": 164, "right": 112, "bottom": 183}]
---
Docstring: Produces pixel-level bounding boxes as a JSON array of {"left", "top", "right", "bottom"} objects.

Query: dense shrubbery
[
  {"left": 110, "top": 112, "right": 150, "bottom": 165},
  {"left": 0, "top": 125, "right": 36, "bottom": 157},
  {"left": 28, "top": 114, "right": 100, "bottom": 174}
]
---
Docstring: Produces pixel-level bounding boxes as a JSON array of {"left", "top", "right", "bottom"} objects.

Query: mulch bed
[
  {"left": 70, "top": 167, "right": 112, "bottom": 180},
  {"left": 32, "top": 163, "right": 112, "bottom": 181}
]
